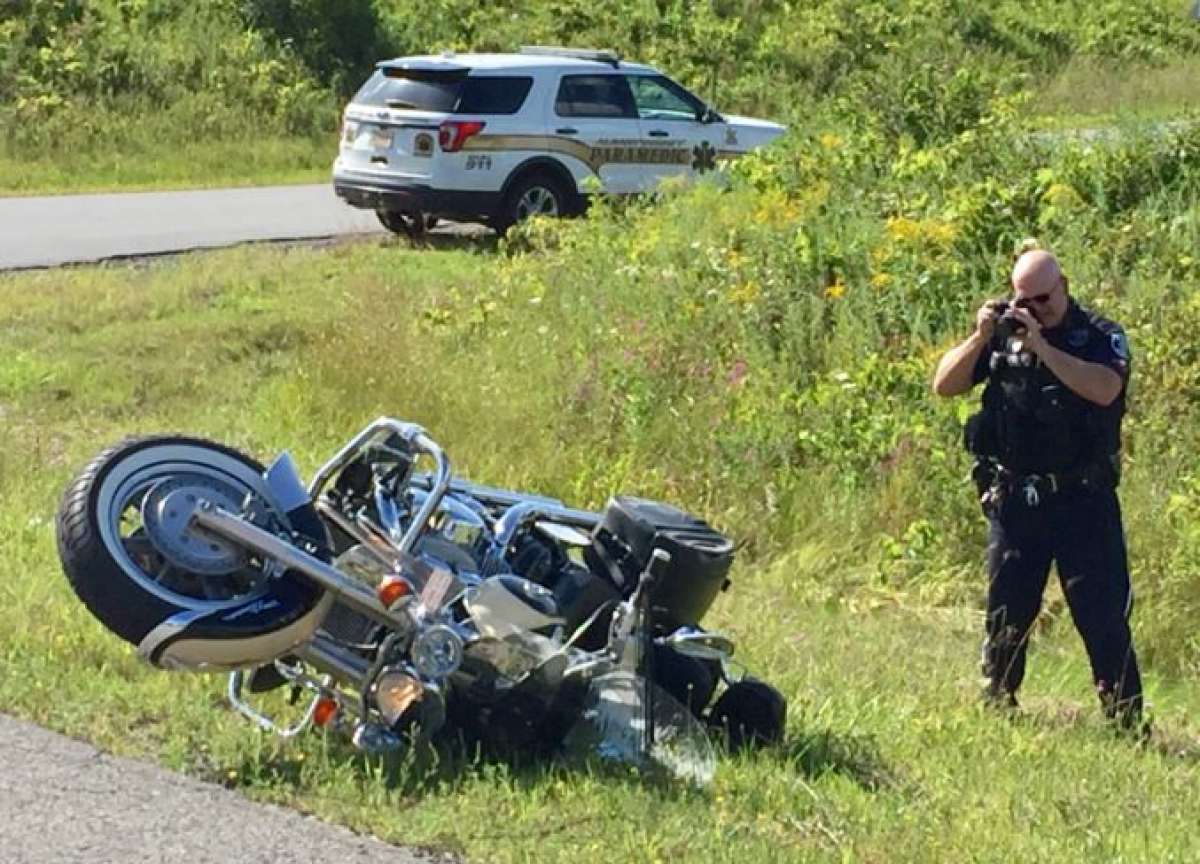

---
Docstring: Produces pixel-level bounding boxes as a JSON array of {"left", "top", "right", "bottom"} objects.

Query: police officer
[{"left": 933, "top": 249, "right": 1144, "bottom": 728}]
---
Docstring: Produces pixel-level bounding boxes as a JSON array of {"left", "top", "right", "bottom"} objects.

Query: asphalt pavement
[
  {"left": 0, "top": 713, "right": 453, "bottom": 864},
  {"left": 0, "top": 184, "right": 385, "bottom": 270}
]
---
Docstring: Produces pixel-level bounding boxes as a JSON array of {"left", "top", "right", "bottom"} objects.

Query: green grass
[
  {"left": 0, "top": 135, "right": 331, "bottom": 196},
  {"left": 1, "top": 242, "right": 1198, "bottom": 862},
  {"left": 1034, "top": 57, "right": 1200, "bottom": 129}
]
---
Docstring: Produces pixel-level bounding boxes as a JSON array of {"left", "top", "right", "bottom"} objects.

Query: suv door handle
[
  {"left": 555, "top": 127, "right": 578, "bottom": 135},
  {"left": 648, "top": 130, "right": 669, "bottom": 137}
]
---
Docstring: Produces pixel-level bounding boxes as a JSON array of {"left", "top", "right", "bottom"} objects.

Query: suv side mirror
[{"left": 697, "top": 107, "right": 721, "bottom": 124}]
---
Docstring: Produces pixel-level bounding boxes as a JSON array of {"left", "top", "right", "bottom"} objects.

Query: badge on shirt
[
  {"left": 1110, "top": 331, "right": 1130, "bottom": 360},
  {"left": 1067, "top": 329, "right": 1089, "bottom": 348}
]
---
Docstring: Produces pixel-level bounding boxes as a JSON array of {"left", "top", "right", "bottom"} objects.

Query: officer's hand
[
  {"left": 975, "top": 300, "right": 1002, "bottom": 341},
  {"left": 1011, "top": 306, "right": 1045, "bottom": 352}
]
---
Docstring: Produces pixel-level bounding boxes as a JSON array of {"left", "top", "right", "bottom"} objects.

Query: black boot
[
  {"left": 981, "top": 680, "right": 1019, "bottom": 712},
  {"left": 1098, "top": 680, "right": 1150, "bottom": 742}
]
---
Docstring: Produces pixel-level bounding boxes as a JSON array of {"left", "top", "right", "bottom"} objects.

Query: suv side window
[
  {"left": 456, "top": 76, "right": 534, "bottom": 115},
  {"left": 555, "top": 75, "right": 637, "bottom": 119},
  {"left": 629, "top": 75, "right": 706, "bottom": 121}
]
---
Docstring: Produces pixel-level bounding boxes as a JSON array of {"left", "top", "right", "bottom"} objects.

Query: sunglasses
[{"left": 1014, "top": 290, "right": 1054, "bottom": 307}]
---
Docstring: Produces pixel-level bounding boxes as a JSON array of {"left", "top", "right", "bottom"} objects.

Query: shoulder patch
[{"left": 1110, "top": 331, "right": 1129, "bottom": 360}]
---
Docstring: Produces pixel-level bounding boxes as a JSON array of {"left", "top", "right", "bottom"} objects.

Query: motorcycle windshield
[{"left": 563, "top": 670, "right": 716, "bottom": 786}]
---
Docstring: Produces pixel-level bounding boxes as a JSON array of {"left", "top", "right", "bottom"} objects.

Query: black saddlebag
[{"left": 583, "top": 495, "right": 734, "bottom": 633}]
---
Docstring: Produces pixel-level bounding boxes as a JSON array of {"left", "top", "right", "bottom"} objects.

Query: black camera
[
  {"left": 991, "top": 299, "right": 1029, "bottom": 345},
  {"left": 988, "top": 299, "right": 1036, "bottom": 369}
]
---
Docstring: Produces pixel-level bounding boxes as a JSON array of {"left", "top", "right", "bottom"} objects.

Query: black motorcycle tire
[
  {"left": 708, "top": 677, "right": 787, "bottom": 750},
  {"left": 56, "top": 435, "right": 323, "bottom": 647}
]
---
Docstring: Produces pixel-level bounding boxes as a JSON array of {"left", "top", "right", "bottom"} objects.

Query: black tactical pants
[{"left": 983, "top": 484, "right": 1143, "bottom": 719}]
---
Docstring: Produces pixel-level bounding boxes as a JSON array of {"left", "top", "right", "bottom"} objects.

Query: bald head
[
  {"left": 1011, "top": 249, "right": 1070, "bottom": 327},
  {"left": 1012, "top": 250, "right": 1063, "bottom": 295}
]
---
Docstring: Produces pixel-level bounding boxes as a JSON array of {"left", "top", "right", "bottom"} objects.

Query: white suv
[{"left": 332, "top": 47, "right": 786, "bottom": 236}]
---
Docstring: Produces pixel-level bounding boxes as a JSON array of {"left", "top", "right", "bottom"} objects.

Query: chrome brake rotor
[{"left": 141, "top": 474, "right": 250, "bottom": 575}]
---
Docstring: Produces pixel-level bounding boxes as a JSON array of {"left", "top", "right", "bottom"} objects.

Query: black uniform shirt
[
  {"left": 972, "top": 300, "right": 1131, "bottom": 387},
  {"left": 971, "top": 300, "right": 1131, "bottom": 474}
]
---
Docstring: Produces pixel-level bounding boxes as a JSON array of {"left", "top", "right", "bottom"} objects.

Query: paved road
[
  {"left": 0, "top": 714, "right": 454, "bottom": 864},
  {"left": 0, "top": 184, "right": 387, "bottom": 270}
]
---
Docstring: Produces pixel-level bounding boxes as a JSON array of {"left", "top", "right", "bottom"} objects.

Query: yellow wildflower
[
  {"left": 819, "top": 132, "right": 844, "bottom": 150},
  {"left": 730, "top": 280, "right": 761, "bottom": 304},
  {"left": 886, "top": 216, "right": 920, "bottom": 242},
  {"left": 1041, "top": 183, "right": 1084, "bottom": 209}
]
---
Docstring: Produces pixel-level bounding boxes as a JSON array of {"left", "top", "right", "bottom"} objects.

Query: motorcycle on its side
[{"left": 56, "top": 417, "right": 786, "bottom": 783}]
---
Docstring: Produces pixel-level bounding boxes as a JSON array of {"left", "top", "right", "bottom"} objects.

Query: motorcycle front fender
[{"left": 137, "top": 580, "right": 333, "bottom": 671}]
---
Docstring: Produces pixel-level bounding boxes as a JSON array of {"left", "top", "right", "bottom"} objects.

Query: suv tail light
[{"left": 438, "top": 120, "right": 486, "bottom": 152}]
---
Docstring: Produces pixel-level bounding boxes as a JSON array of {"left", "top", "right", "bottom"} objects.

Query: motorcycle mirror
[
  {"left": 263, "top": 451, "right": 310, "bottom": 515},
  {"left": 658, "top": 626, "right": 735, "bottom": 661}
]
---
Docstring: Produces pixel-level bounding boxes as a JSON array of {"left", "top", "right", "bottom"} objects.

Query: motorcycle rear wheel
[{"left": 56, "top": 436, "right": 321, "bottom": 647}]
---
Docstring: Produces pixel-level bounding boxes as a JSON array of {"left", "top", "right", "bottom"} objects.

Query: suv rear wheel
[{"left": 495, "top": 173, "right": 572, "bottom": 234}]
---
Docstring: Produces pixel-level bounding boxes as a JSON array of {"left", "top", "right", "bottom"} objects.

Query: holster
[
  {"left": 963, "top": 409, "right": 999, "bottom": 459},
  {"left": 970, "top": 458, "right": 1004, "bottom": 518}
]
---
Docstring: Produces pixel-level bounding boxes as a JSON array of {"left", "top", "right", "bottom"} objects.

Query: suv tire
[{"left": 495, "top": 173, "right": 572, "bottom": 234}]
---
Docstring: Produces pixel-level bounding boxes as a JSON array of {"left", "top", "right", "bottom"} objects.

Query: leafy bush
[
  {"left": 0, "top": 0, "right": 334, "bottom": 164},
  {"left": 4, "top": 0, "right": 1198, "bottom": 170},
  {"left": 237, "top": 0, "right": 392, "bottom": 96}
]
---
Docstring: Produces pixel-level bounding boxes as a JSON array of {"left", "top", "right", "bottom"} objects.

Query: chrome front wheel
[{"left": 56, "top": 437, "right": 323, "bottom": 647}]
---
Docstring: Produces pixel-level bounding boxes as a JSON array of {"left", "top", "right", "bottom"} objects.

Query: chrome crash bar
[
  {"left": 227, "top": 633, "right": 371, "bottom": 737},
  {"left": 307, "top": 416, "right": 452, "bottom": 555},
  {"left": 493, "top": 501, "right": 600, "bottom": 550}
]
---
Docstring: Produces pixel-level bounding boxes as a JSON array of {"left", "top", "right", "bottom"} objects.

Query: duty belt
[
  {"left": 1001, "top": 470, "right": 1060, "bottom": 507},
  {"left": 974, "top": 459, "right": 1113, "bottom": 513},
  {"left": 991, "top": 462, "right": 1107, "bottom": 507}
]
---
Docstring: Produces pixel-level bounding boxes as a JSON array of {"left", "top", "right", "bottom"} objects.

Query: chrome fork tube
[{"left": 191, "top": 503, "right": 410, "bottom": 631}]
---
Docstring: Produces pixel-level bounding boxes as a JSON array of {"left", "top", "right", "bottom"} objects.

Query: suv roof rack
[{"left": 518, "top": 46, "right": 622, "bottom": 67}]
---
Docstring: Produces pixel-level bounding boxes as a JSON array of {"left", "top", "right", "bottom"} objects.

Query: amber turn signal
[
  {"left": 377, "top": 576, "right": 411, "bottom": 608},
  {"left": 313, "top": 696, "right": 339, "bottom": 727}
]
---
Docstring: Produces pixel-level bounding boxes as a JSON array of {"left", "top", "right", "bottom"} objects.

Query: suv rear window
[
  {"left": 555, "top": 75, "right": 637, "bottom": 119},
  {"left": 353, "top": 71, "right": 533, "bottom": 115},
  {"left": 353, "top": 70, "right": 463, "bottom": 112},
  {"left": 456, "top": 77, "right": 534, "bottom": 115}
]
